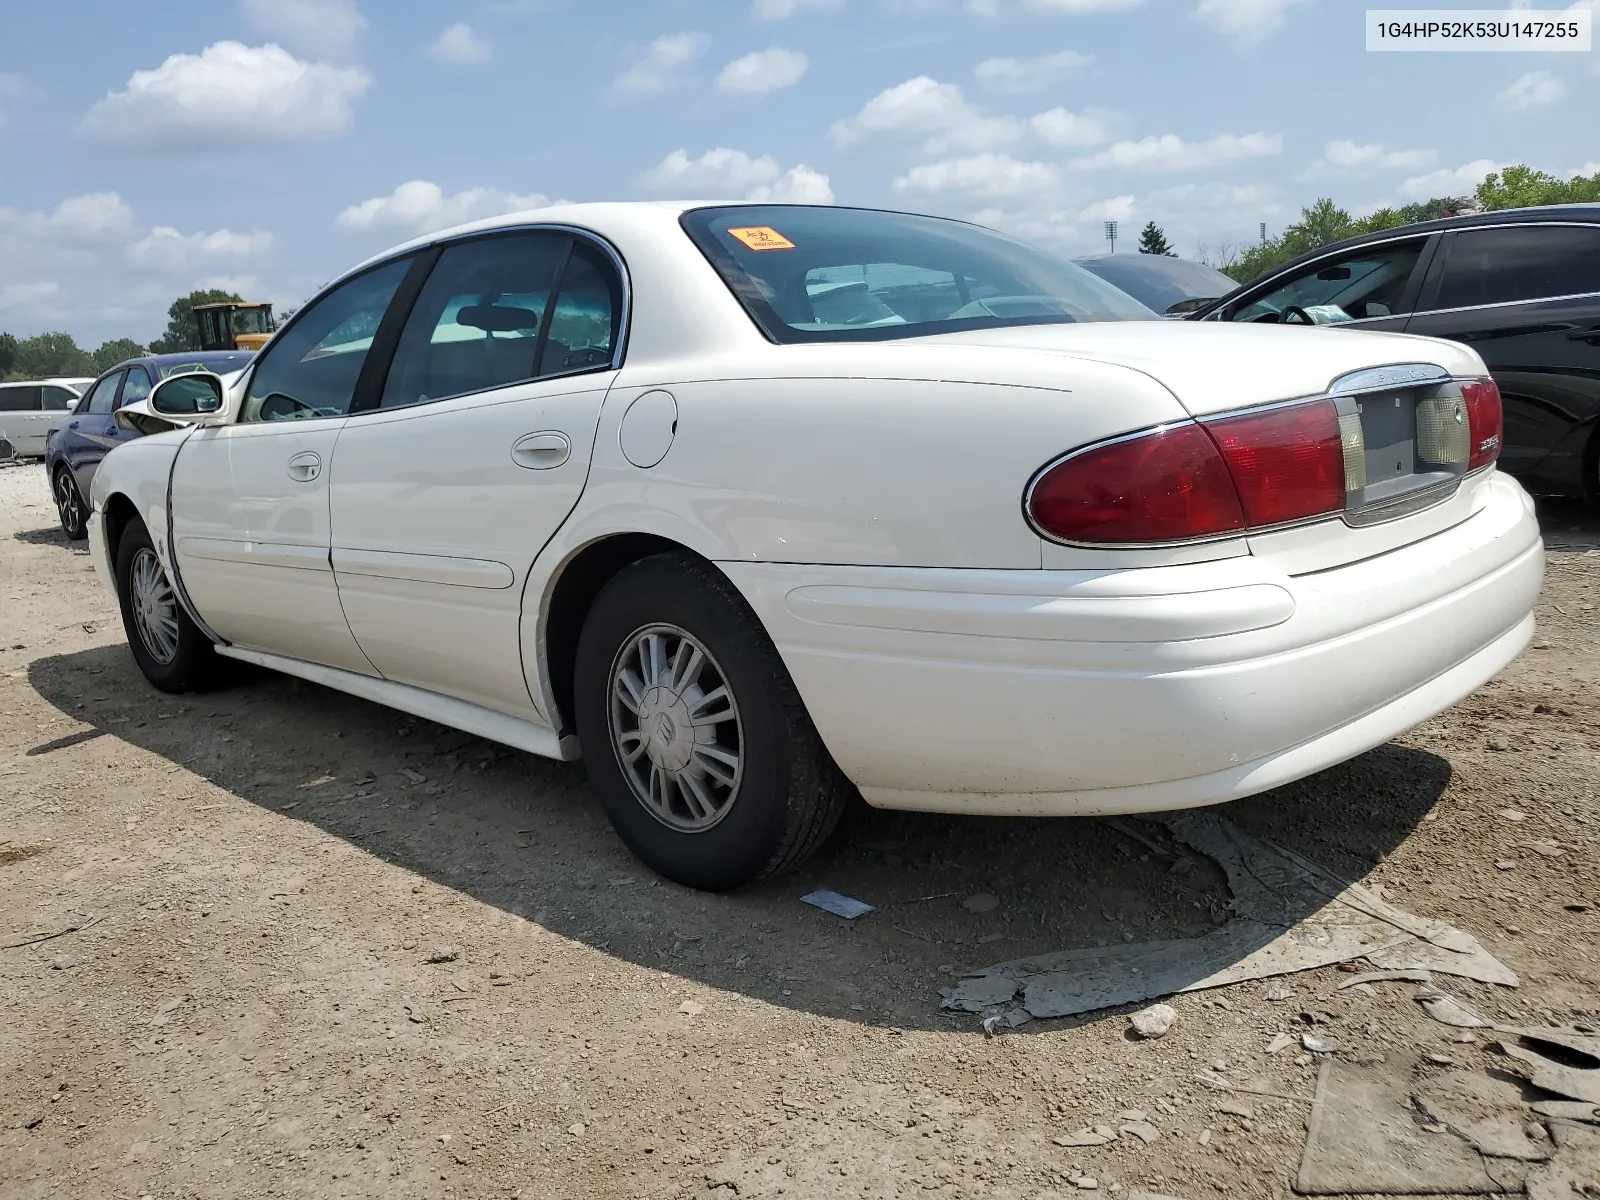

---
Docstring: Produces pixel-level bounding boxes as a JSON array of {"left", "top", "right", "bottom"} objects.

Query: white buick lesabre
[{"left": 88, "top": 202, "right": 1543, "bottom": 888}]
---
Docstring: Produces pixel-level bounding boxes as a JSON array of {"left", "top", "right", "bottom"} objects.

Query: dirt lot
[{"left": 2, "top": 457, "right": 1598, "bottom": 1200}]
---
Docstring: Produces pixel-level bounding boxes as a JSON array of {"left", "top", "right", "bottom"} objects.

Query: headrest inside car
[{"left": 457, "top": 304, "right": 541, "bottom": 333}]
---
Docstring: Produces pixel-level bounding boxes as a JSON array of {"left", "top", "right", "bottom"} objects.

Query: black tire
[
  {"left": 573, "top": 553, "right": 850, "bottom": 890},
  {"left": 114, "top": 518, "right": 220, "bottom": 693},
  {"left": 53, "top": 467, "right": 87, "bottom": 541}
]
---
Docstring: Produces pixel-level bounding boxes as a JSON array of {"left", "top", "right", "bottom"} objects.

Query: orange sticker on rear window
[{"left": 727, "top": 226, "right": 795, "bottom": 251}]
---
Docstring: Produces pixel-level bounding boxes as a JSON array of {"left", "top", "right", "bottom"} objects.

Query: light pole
[
  {"left": 1260, "top": 221, "right": 1267, "bottom": 245},
  {"left": 1104, "top": 220, "right": 1118, "bottom": 254}
]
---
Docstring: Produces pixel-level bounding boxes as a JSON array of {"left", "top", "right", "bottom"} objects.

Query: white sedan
[{"left": 87, "top": 202, "right": 1543, "bottom": 888}]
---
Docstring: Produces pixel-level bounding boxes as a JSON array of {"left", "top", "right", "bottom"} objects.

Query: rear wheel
[
  {"left": 114, "top": 518, "right": 219, "bottom": 693},
  {"left": 53, "top": 468, "right": 87, "bottom": 540},
  {"left": 573, "top": 553, "right": 850, "bottom": 890}
]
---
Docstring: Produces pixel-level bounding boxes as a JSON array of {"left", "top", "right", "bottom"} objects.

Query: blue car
[{"left": 46, "top": 351, "right": 254, "bottom": 539}]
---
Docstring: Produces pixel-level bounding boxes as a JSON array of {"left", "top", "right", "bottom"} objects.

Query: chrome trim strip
[
  {"left": 330, "top": 547, "right": 516, "bottom": 589},
  {"left": 177, "top": 537, "right": 331, "bottom": 571},
  {"left": 1406, "top": 288, "right": 1600, "bottom": 320}
]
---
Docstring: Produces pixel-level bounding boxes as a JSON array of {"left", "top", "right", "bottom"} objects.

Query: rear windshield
[{"left": 681, "top": 205, "right": 1154, "bottom": 344}]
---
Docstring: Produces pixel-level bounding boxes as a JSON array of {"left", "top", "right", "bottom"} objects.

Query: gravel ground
[{"left": 2, "top": 458, "right": 1598, "bottom": 1199}]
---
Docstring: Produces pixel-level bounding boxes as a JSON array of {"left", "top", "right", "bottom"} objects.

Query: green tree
[
  {"left": 11, "top": 332, "right": 97, "bottom": 378},
  {"left": 149, "top": 288, "right": 243, "bottom": 354},
  {"left": 92, "top": 337, "right": 148, "bottom": 372},
  {"left": 0, "top": 332, "right": 17, "bottom": 379},
  {"left": 1477, "top": 164, "right": 1600, "bottom": 211},
  {"left": 1137, "top": 221, "right": 1175, "bottom": 256}
]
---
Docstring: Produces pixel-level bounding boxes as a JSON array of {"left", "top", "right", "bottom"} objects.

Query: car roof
[
  {"left": 1, "top": 378, "right": 93, "bottom": 387},
  {"left": 1223, "top": 203, "right": 1600, "bottom": 295}
]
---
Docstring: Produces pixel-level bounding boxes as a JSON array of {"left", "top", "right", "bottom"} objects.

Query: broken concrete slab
[
  {"left": 1412, "top": 1069, "right": 1551, "bottom": 1162},
  {"left": 1500, "top": 1028, "right": 1600, "bottom": 1105},
  {"left": 1524, "top": 1118, "right": 1600, "bottom": 1200},
  {"left": 1416, "top": 983, "right": 1489, "bottom": 1028},
  {"left": 1295, "top": 1059, "right": 1526, "bottom": 1195},
  {"left": 941, "top": 813, "right": 1517, "bottom": 1020}
]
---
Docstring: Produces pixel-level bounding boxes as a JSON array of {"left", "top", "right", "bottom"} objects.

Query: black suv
[{"left": 1190, "top": 205, "right": 1600, "bottom": 499}]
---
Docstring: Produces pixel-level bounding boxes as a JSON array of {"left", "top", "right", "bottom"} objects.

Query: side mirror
[{"left": 150, "top": 371, "right": 225, "bottom": 418}]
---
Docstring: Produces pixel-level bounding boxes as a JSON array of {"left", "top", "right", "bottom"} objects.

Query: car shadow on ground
[
  {"left": 11, "top": 526, "right": 86, "bottom": 552},
  {"left": 25, "top": 638, "right": 1451, "bottom": 1034}
]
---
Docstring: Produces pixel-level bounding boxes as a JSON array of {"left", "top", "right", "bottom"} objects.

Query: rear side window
[
  {"left": 0, "top": 385, "right": 39, "bottom": 412},
  {"left": 379, "top": 233, "right": 621, "bottom": 409},
  {"left": 119, "top": 366, "right": 153, "bottom": 407},
  {"left": 1435, "top": 225, "right": 1600, "bottom": 310},
  {"left": 84, "top": 373, "right": 123, "bottom": 415}
]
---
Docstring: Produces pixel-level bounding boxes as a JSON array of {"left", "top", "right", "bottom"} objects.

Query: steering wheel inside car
[
  {"left": 1280, "top": 305, "right": 1315, "bottom": 325},
  {"left": 260, "top": 392, "right": 324, "bottom": 421}
]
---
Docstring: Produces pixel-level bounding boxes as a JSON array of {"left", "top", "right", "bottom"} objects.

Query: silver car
[{"left": 0, "top": 377, "right": 93, "bottom": 456}]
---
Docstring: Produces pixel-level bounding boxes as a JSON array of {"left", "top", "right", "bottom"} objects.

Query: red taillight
[
  {"left": 1201, "top": 400, "right": 1346, "bottom": 528},
  {"left": 1461, "top": 377, "right": 1502, "bottom": 472},
  {"left": 1027, "top": 422, "right": 1245, "bottom": 544},
  {"left": 1028, "top": 399, "right": 1346, "bottom": 545}
]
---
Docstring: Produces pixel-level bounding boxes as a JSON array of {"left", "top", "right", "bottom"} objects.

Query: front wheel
[
  {"left": 54, "top": 468, "right": 87, "bottom": 540},
  {"left": 114, "top": 518, "right": 220, "bottom": 693},
  {"left": 573, "top": 553, "right": 850, "bottom": 890}
]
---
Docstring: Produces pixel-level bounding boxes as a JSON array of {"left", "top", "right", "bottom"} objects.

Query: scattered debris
[
  {"left": 1529, "top": 1100, "right": 1600, "bottom": 1124},
  {"left": 1498, "top": 1026, "right": 1600, "bottom": 1104},
  {"left": 49, "top": 952, "right": 77, "bottom": 970},
  {"left": 425, "top": 946, "right": 459, "bottom": 964},
  {"left": 981, "top": 1008, "right": 1030, "bottom": 1036},
  {"left": 941, "top": 812, "right": 1516, "bottom": 1022},
  {"left": 148, "top": 996, "right": 185, "bottom": 1027},
  {"left": 2, "top": 912, "right": 104, "bottom": 950},
  {"left": 676, "top": 1000, "right": 704, "bottom": 1017},
  {"left": 1053, "top": 1125, "right": 1115, "bottom": 1147},
  {"left": 1267, "top": 1031, "right": 1297, "bottom": 1055},
  {"left": 800, "top": 890, "right": 874, "bottom": 920},
  {"left": 961, "top": 893, "right": 999, "bottom": 914},
  {"left": 1129, "top": 1003, "right": 1176, "bottom": 1040},
  {"left": 1495, "top": 860, "right": 1518, "bottom": 871},
  {"left": 1334, "top": 969, "right": 1432, "bottom": 990},
  {"left": 398, "top": 768, "right": 426, "bottom": 783},
  {"left": 1119, "top": 1119, "right": 1160, "bottom": 1143},
  {"left": 1498, "top": 809, "right": 1528, "bottom": 823},
  {"left": 1526, "top": 1120, "right": 1600, "bottom": 1200},
  {"left": 1416, "top": 983, "right": 1488, "bottom": 1028},
  {"left": 1413, "top": 1070, "right": 1551, "bottom": 1162},
  {"left": 1215, "top": 1099, "right": 1254, "bottom": 1118},
  {"left": 1296, "top": 1059, "right": 1527, "bottom": 1195},
  {"left": 1302, "top": 1034, "right": 1338, "bottom": 1054},
  {"left": 1265, "top": 984, "right": 1293, "bottom": 1002}
]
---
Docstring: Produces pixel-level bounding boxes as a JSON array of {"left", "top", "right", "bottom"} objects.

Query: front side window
[
  {"left": 232, "top": 307, "right": 273, "bottom": 336},
  {"left": 0, "top": 385, "right": 38, "bottom": 412},
  {"left": 1230, "top": 240, "right": 1426, "bottom": 324},
  {"left": 1434, "top": 225, "right": 1600, "bottom": 310},
  {"left": 84, "top": 372, "right": 123, "bottom": 415},
  {"left": 42, "top": 386, "right": 77, "bottom": 411},
  {"left": 681, "top": 205, "right": 1152, "bottom": 344},
  {"left": 119, "top": 366, "right": 153, "bottom": 407},
  {"left": 241, "top": 256, "right": 411, "bottom": 422}
]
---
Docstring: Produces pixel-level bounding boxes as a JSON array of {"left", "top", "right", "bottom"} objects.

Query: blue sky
[{"left": 1, "top": 0, "right": 1596, "bottom": 345}]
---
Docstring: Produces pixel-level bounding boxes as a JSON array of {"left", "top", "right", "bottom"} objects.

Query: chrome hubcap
[
  {"left": 130, "top": 548, "right": 179, "bottom": 665},
  {"left": 56, "top": 473, "right": 79, "bottom": 528},
  {"left": 609, "top": 624, "right": 743, "bottom": 832}
]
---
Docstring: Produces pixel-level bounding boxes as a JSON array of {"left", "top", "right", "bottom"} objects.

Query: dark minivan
[{"left": 1190, "top": 205, "right": 1600, "bottom": 499}]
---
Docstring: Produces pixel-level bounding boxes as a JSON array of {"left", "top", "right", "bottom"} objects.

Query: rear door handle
[
  {"left": 286, "top": 451, "right": 322, "bottom": 482},
  {"left": 511, "top": 431, "right": 571, "bottom": 470}
]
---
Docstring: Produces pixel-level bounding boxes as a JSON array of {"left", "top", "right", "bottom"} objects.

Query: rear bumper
[{"left": 721, "top": 472, "right": 1543, "bottom": 816}]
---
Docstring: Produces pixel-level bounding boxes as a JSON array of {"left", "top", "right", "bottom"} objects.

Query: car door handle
[
  {"left": 511, "top": 431, "right": 571, "bottom": 470},
  {"left": 1569, "top": 324, "right": 1600, "bottom": 344},
  {"left": 286, "top": 451, "right": 322, "bottom": 482},
  {"left": 68, "top": 420, "right": 79, "bottom": 429}
]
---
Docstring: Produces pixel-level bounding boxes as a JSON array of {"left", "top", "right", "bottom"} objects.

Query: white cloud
[
  {"left": 1397, "top": 159, "right": 1501, "bottom": 200},
  {"left": 1071, "top": 131, "right": 1281, "bottom": 172},
  {"left": 335, "top": 180, "right": 550, "bottom": 236},
  {"left": 237, "top": 0, "right": 366, "bottom": 59},
  {"left": 974, "top": 49, "right": 1092, "bottom": 93},
  {"left": 831, "top": 76, "right": 1021, "bottom": 154},
  {"left": 753, "top": 0, "right": 844, "bottom": 15},
  {"left": 30, "top": 193, "right": 139, "bottom": 239},
  {"left": 429, "top": 23, "right": 492, "bottom": 64},
  {"left": 1305, "top": 139, "right": 1437, "bottom": 178},
  {"left": 716, "top": 47, "right": 808, "bottom": 94},
  {"left": 1030, "top": 107, "right": 1112, "bottom": 148},
  {"left": 635, "top": 147, "right": 834, "bottom": 203},
  {"left": 893, "top": 153, "right": 1059, "bottom": 198},
  {"left": 1568, "top": 161, "right": 1600, "bottom": 178},
  {"left": 613, "top": 32, "right": 711, "bottom": 94},
  {"left": 1192, "top": 0, "right": 1301, "bottom": 43},
  {"left": 748, "top": 166, "right": 836, "bottom": 204},
  {"left": 82, "top": 42, "right": 370, "bottom": 151},
  {"left": 0, "top": 280, "right": 62, "bottom": 312},
  {"left": 126, "top": 226, "right": 275, "bottom": 270},
  {"left": 1498, "top": 71, "right": 1565, "bottom": 111}
]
